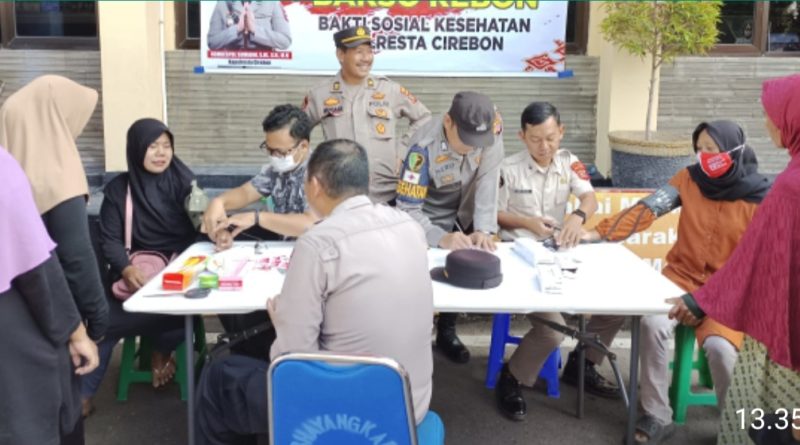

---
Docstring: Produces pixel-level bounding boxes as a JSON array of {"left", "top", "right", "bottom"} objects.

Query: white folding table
[{"left": 125, "top": 241, "right": 681, "bottom": 445}]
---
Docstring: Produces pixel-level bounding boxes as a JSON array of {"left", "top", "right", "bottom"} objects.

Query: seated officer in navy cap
[
  {"left": 396, "top": 91, "right": 505, "bottom": 364},
  {"left": 303, "top": 26, "right": 431, "bottom": 204}
]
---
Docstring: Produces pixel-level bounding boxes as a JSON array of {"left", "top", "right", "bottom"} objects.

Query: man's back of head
[
  {"left": 305, "top": 138, "right": 370, "bottom": 216},
  {"left": 273, "top": 138, "right": 434, "bottom": 421}
]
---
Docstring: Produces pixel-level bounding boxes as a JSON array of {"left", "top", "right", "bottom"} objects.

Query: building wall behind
[
  {"left": 658, "top": 56, "right": 800, "bottom": 176},
  {"left": 0, "top": 50, "right": 104, "bottom": 172},
  {"left": 165, "top": 51, "right": 599, "bottom": 174}
]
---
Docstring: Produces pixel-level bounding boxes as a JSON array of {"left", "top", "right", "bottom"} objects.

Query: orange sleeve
[{"left": 595, "top": 203, "right": 658, "bottom": 242}]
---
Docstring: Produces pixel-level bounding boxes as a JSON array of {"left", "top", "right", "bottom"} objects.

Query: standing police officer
[
  {"left": 396, "top": 91, "right": 504, "bottom": 363},
  {"left": 303, "top": 26, "right": 431, "bottom": 204}
]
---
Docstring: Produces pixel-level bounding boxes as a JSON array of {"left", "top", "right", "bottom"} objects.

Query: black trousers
[{"left": 195, "top": 355, "right": 269, "bottom": 445}]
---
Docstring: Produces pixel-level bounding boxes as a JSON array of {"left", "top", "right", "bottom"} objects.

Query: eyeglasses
[{"left": 259, "top": 140, "right": 302, "bottom": 158}]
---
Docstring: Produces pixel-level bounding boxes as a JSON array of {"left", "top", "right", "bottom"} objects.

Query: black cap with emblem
[
  {"left": 430, "top": 249, "right": 503, "bottom": 290},
  {"left": 334, "top": 26, "right": 372, "bottom": 49},
  {"left": 448, "top": 91, "right": 496, "bottom": 148}
]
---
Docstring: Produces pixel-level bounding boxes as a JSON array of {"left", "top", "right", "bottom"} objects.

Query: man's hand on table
[
  {"left": 468, "top": 232, "right": 496, "bottom": 251},
  {"left": 557, "top": 213, "right": 584, "bottom": 249}
]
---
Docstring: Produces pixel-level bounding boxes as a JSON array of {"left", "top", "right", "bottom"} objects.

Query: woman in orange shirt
[{"left": 583, "top": 120, "right": 771, "bottom": 444}]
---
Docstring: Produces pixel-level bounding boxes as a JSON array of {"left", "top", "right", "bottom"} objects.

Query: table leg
[
  {"left": 577, "top": 315, "right": 586, "bottom": 419},
  {"left": 625, "top": 316, "right": 641, "bottom": 445},
  {"left": 185, "top": 315, "right": 195, "bottom": 445}
]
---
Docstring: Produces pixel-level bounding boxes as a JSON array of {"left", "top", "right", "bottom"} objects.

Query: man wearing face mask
[
  {"left": 303, "top": 26, "right": 431, "bottom": 204},
  {"left": 395, "top": 91, "right": 504, "bottom": 364},
  {"left": 202, "top": 104, "right": 317, "bottom": 249},
  {"left": 581, "top": 121, "right": 771, "bottom": 443},
  {"left": 201, "top": 104, "right": 317, "bottom": 360}
]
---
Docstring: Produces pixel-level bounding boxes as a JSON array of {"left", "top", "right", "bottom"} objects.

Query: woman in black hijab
[
  {"left": 688, "top": 120, "right": 771, "bottom": 203},
  {"left": 81, "top": 119, "right": 195, "bottom": 414}
]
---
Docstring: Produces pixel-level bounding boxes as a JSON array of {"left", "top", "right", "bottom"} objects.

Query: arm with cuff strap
[{"left": 595, "top": 184, "right": 681, "bottom": 242}]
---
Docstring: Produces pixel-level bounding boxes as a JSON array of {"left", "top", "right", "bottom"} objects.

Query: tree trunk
[{"left": 645, "top": 0, "right": 659, "bottom": 141}]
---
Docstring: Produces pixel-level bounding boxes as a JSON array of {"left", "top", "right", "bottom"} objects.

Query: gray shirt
[
  {"left": 396, "top": 115, "right": 505, "bottom": 247},
  {"left": 207, "top": 1, "right": 291, "bottom": 50},
  {"left": 250, "top": 161, "right": 308, "bottom": 214},
  {"left": 269, "top": 195, "right": 434, "bottom": 423}
]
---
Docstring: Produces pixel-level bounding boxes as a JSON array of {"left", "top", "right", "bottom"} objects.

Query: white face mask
[{"left": 269, "top": 154, "right": 299, "bottom": 173}]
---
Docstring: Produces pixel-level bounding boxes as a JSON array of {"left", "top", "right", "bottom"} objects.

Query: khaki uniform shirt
[
  {"left": 498, "top": 149, "right": 593, "bottom": 241},
  {"left": 270, "top": 195, "right": 434, "bottom": 423},
  {"left": 304, "top": 72, "right": 431, "bottom": 203},
  {"left": 207, "top": 1, "right": 291, "bottom": 50},
  {"left": 396, "top": 115, "right": 504, "bottom": 247}
]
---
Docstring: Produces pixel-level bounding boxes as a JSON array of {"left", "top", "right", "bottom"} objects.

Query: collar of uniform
[
  {"left": 436, "top": 117, "right": 462, "bottom": 162},
  {"left": 527, "top": 152, "right": 564, "bottom": 176},
  {"left": 330, "top": 195, "right": 372, "bottom": 217},
  {"left": 466, "top": 148, "right": 483, "bottom": 170},
  {"left": 330, "top": 72, "right": 345, "bottom": 93},
  {"left": 330, "top": 72, "right": 379, "bottom": 92}
]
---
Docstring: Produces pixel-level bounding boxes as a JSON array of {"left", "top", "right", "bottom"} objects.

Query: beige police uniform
[
  {"left": 304, "top": 73, "right": 431, "bottom": 203},
  {"left": 498, "top": 149, "right": 594, "bottom": 241},
  {"left": 269, "top": 195, "right": 434, "bottom": 423},
  {"left": 395, "top": 115, "right": 504, "bottom": 247},
  {"left": 496, "top": 149, "right": 624, "bottom": 387}
]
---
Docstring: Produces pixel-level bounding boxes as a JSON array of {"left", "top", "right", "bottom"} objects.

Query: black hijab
[
  {"left": 687, "top": 120, "right": 771, "bottom": 203},
  {"left": 125, "top": 118, "right": 196, "bottom": 253}
]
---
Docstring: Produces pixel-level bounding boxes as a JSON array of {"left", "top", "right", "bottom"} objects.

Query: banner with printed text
[{"left": 200, "top": 1, "right": 568, "bottom": 77}]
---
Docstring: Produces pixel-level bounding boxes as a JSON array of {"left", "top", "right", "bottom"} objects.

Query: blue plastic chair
[
  {"left": 485, "top": 313, "right": 562, "bottom": 398},
  {"left": 268, "top": 352, "right": 445, "bottom": 445}
]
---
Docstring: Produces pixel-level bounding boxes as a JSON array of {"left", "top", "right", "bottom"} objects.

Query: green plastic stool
[
  {"left": 117, "top": 316, "right": 207, "bottom": 402},
  {"left": 668, "top": 324, "right": 717, "bottom": 424}
]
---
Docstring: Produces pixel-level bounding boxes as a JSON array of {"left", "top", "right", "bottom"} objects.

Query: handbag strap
[{"left": 125, "top": 184, "right": 133, "bottom": 253}]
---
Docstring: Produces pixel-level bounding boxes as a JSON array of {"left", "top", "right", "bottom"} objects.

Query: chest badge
[{"left": 376, "top": 122, "right": 386, "bottom": 135}]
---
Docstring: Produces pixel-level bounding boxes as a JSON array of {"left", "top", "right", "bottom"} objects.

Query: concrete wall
[
  {"left": 0, "top": 49, "right": 104, "bottom": 172},
  {"left": 164, "top": 51, "right": 599, "bottom": 174}
]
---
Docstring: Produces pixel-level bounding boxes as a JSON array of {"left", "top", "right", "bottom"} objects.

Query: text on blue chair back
[{"left": 268, "top": 352, "right": 419, "bottom": 445}]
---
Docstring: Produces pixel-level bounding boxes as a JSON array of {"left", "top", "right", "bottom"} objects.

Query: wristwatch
[{"left": 571, "top": 209, "right": 587, "bottom": 224}]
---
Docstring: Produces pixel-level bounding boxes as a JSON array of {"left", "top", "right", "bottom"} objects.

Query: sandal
[
  {"left": 627, "top": 414, "right": 676, "bottom": 444},
  {"left": 151, "top": 352, "right": 176, "bottom": 389}
]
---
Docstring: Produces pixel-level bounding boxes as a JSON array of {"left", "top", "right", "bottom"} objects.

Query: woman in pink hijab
[
  {"left": 0, "top": 148, "right": 99, "bottom": 444},
  {"left": 668, "top": 73, "right": 800, "bottom": 444}
]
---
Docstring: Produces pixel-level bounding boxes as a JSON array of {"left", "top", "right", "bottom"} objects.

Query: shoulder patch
[
  {"left": 301, "top": 95, "right": 309, "bottom": 112},
  {"left": 399, "top": 85, "right": 418, "bottom": 104},
  {"left": 570, "top": 161, "right": 590, "bottom": 181},
  {"left": 396, "top": 144, "right": 430, "bottom": 204},
  {"left": 493, "top": 107, "right": 503, "bottom": 135}
]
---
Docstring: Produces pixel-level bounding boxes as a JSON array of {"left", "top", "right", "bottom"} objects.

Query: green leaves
[
  {"left": 600, "top": 1, "right": 721, "bottom": 138},
  {"left": 601, "top": 1, "right": 721, "bottom": 66}
]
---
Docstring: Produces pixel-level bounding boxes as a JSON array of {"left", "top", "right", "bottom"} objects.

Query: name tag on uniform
[{"left": 512, "top": 189, "right": 533, "bottom": 194}]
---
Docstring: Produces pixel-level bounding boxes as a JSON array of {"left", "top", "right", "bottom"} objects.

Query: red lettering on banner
[{"left": 207, "top": 50, "right": 294, "bottom": 60}]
